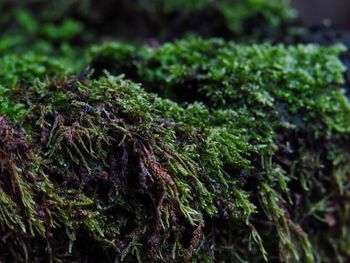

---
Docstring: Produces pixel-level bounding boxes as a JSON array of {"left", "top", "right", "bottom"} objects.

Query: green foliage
[
  {"left": 156, "top": 0, "right": 295, "bottom": 34},
  {"left": 0, "top": 0, "right": 295, "bottom": 43},
  {"left": 219, "top": 0, "right": 295, "bottom": 33}
]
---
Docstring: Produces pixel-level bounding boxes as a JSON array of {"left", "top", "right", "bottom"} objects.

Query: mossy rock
[{"left": 0, "top": 35, "right": 349, "bottom": 262}]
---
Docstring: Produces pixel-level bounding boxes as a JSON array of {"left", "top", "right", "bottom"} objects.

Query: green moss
[
  {"left": 88, "top": 38, "right": 349, "bottom": 134},
  {"left": 0, "top": 36, "right": 349, "bottom": 262},
  {"left": 0, "top": 72, "right": 261, "bottom": 261},
  {"left": 0, "top": 1, "right": 349, "bottom": 261},
  {"left": 0, "top": 50, "right": 79, "bottom": 121}
]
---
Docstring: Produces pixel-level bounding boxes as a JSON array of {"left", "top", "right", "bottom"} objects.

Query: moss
[
  {"left": 88, "top": 38, "right": 349, "bottom": 134},
  {"left": 0, "top": 35, "right": 349, "bottom": 262},
  {"left": 0, "top": 1, "right": 349, "bottom": 262},
  {"left": 1, "top": 71, "right": 261, "bottom": 261}
]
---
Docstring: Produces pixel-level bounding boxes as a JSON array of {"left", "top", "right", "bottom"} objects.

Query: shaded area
[{"left": 292, "top": 0, "right": 350, "bottom": 29}]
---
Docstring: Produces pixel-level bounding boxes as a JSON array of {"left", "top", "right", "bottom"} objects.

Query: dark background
[{"left": 292, "top": 0, "right": 350, "bottom": 29}]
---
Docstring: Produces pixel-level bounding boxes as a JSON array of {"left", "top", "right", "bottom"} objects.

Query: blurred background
[{"left": 292, "top": 0, "right": 350, "bottom": 29}]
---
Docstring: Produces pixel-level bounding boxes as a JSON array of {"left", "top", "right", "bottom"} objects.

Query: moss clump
[
  {"left": 0, "top": 72, "right": 260, "bottom": 262},
  {"left": 88, "top": 38, "right": 349, "bottom": 133},
  {"left": 0, "top": 35, "right": 349, "bottom": 262}
]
